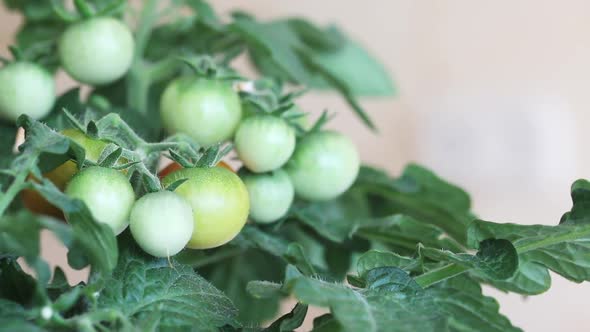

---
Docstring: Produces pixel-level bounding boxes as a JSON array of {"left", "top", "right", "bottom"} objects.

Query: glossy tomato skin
[
  {"left": 65, "top": 166, "right": 135, "bottom": 235},
  {"left": 162, "top": 167, "right": 249, "bottom": 249},
  {"left": 21, "top": 129, "right": 110, "bottom": 217},
  {"left": 59, "top": 17, "right": 134, "bottom": 85},
  {"left": 285, "top": 131, "right": 360, "bottom": 201},
  {"left": 0, "top": 62, "right": 55, "bottom": 122},
  {"left": 160, "top": 77, "right": 242, "bottom": 147},
  {"left": 158, "top": 161, "right": 233, "bottom": 179},
  {"left": 234, "top": 115, "right": 295, "bottom": 173},
  {"left": 239, "top": 169, "right": 294, "bottom": 224},
  {"left": 129, "top": 191, "right": 194, "bottom": 257}
]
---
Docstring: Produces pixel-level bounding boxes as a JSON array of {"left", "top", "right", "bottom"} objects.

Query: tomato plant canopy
[{"left": 0, "top": 1, "right": 588, "bottom": 331}]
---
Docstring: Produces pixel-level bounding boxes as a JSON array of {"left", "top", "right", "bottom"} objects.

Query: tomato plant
[
  {"left": 0, "top": 62, "right": 55, "bottom": 122},
  {"left": 59, "top": 17, "right": 134, "bottom": 85},
  {"left": 65, "top": 166, "right": 135, "bottom": 235},
  {"left": 160, "top": 77, "right": 242, "bottom": 147},
  {"left": 0, "top": 1, "right": 586, "bottom": 332},
  {"left": 162, "top": 166, "right": 249, "bottom": 249}
]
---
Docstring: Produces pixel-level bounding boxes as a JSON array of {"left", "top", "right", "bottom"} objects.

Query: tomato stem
[{"left": 0, "top": 156, "right": 37, "bottom": 216}]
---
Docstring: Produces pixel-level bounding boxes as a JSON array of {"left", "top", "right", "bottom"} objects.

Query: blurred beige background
[{"left": 3, "top": 1, "right": 590, "bottom": 331}]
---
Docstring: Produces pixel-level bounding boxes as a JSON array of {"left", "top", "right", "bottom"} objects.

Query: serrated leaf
[
  {"left": 355, "top": 215, "right": 464, "bottom": 256},
  {"left": 97, "top": 235, "right": 239, "bottom": 331},
  {"left": 420, "top": 239, "right": 518, "bottom": 280},
  {"left": 356, "top": 165, "right": 473, "bottom": 244},
  {"left": 357, "top": 250, "right": 418, "bottom": 277},
  {"left": 0, "top": 258, "right": 37, "bottom": 305},
  {"left": 264, "top": 303, "right": 307, "bottom": 332},
  {"left": 282, "top": 265, "right": 521, "bottom": 332},
  {"left": 465, "top": 179, "right": 590, "bottom": 294}
]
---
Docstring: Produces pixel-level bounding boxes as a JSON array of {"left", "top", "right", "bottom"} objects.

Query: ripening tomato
[
  {"left": 158, "top": 161, "right": 233, "bottom": 179},
  {"left": 162, "top": 167, "right": 249, "bottom": 249},
  {"left": 65, "top": 166, "right": 135, "bottom": 235},
  {"left": 0, "top": 62, "right": 55, "bottom": 122},
  {"left": 59, "top": 17, "right": 134, "bottom": 85},
  {"left": 285, "top": 131, "right": 360, "bottom": 201},
  {"left": 160, "top": 77, "right": 242, "bottom": 147},
  {"left": 129, "top": 191, "right": 194, "bottom": 257}
]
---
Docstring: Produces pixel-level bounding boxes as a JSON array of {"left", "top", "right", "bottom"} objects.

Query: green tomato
[
  {"left": 160, "top": 77, "right": 242, "bottom": 147},
  {"left": 65, "top": 166, "right": 135, "bottom": 235},
  {"left": 235, "top": 115, "right": 295, "bottom": 173},
  {"left": 129, "top": 191, "right": 194, "bottom": 257},
  {"left": 240, "top": 169, "right": 294, "bottom": 224},
  {"left": 59, "top": 17, "right": 134, "bottom": 85},
  {"left": 62, "top": 128, "right": 109, "bottom": 162},
  {"left": 0, "top": 62, "right": 55, "bottom": 122},
  {"left": 162, "top": 167, "right": 249, "bottom": 249},
  {"left": 285, "top": 131, "right": 360, "bottom": 201}
]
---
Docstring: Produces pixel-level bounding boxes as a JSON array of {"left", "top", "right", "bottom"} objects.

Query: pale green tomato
[
  {"left": 240, "top": 169, "right": 294, "bottom": 224},
  {"left": 61, "top": 128, "right": 109, "bottom": 162},
  {"left": 0, "top": 62, "right": 55, "bottom": 122},
  {"left": 160, "top": 77, "right": 242, "bottom": 147},
  {"left": 285, "top": 131, "right": 360, "bottom": 201},
  {"left": 129, "top": 191, "right": 194, "bottom": 257},
  {"left": 162, "top": 167, "right": 249, "bottom": 249},
  {"left": 59, "top": 17, "right": 134, "bottom": 85},
  {"left": 65, "top": 166, "right": 135, "bottom": 235},
  {"left": 234, "top": 115, "right": 295, "bottom": 173}
]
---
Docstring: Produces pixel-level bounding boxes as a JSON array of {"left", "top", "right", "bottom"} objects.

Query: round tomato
[
  {"left": 0, "top": 62, "right": 55, "bottom": 122},
  {"left": 162, "top": 167, "right": 249, "bottom": 249},
  {"left": 234, "top": 115, "right": 295, "bottom": 173},
  {"left": 285, "top": 131, "right": 360, "bottom": 201},
  {"left": 65, "top": 166, "right": 135, "bottom": 235},
  {"left": 239, "top": 168, "right": 294, "bottom": 224},
  {"left": 129, "top": 191, "right": 193, "bottom": 257},
  {"left": 158, "top": 160, "right": 233, "bottom": 179},
  {"left": 160, "top": 77, "right": 242, "bottom": 147},
  {"left": 59, "top": 17, "right": 134, "bottom": 85}
]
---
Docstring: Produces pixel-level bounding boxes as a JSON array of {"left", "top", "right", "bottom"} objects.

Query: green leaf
[
  {"left": 357, "top": 250, "right": 418, "bottom": 277},
  {"left": 97, "top": 235, "right": 239, "bottom": 331},
  {"left": 31, "top": 180, "right": 118, "bottom": 275},
  {"left": 282, "top": 265, "right": 521, "bottom": 332},
  {"left": 0, "top": 258, "right": 37, "bottom": 305},
  {"left": 264, "top": 303, "right": 308, "bottom": 332},
  {"left": 0, "top": 213, "right": 70, "bottom": 284},
  {"left": 356, "top": 165, "right": 473, "bottom": 244},
  {"left": 465, "top": 179, "right": 590, "bottom": 294},
  {"left": 307, "top": 39, "right": 395, "bottom": 96},
  {"left": 292, "top": 189, "right": 370, "bottom": 243},
  {"left": 199, "top": 249, "right": 283, "bottom": 326},
  {"left": 420, "top": 239, "right": 518, "bottom": 280},
  {"left": 355, "top": 215, "right": 464, "bottom": 256}
]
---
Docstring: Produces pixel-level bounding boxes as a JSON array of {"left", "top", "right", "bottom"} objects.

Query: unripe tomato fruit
[
  {"left": 158, "top": 161, "right": 233, "bottom": 179},
  {"left": 285, "top": 131, "right": 360, "bottom": 201},
  {"left": 0, "top": 62, "right": 55, "bottom": 122},
  {"left": 129, "top": 191, "right": 194, "bottom": 257},
  {"left": 160, "top": 77, "right": 242, "bottom": 147},
  {"left": 65, "top": 166, "right": 135, "bottom": 235},
  {"left": 239, "top": 169, "right": 294, "bottom": 224},
  {"left": 21, "top": 129, "right": 111, "bottom": 217},
  {"left": 59, "top": 17, "right": 134, "bottom": 85},
  {"left": 234, "top": 115, "right": 295, "bottom": 173},
  {"left": 162, "top": 167, "right": 249, "bottom": 249}
]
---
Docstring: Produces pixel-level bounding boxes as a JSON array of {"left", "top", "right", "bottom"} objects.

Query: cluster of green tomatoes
[{"left": 1, "top": 16, "right": 360, "bottom": 258}]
